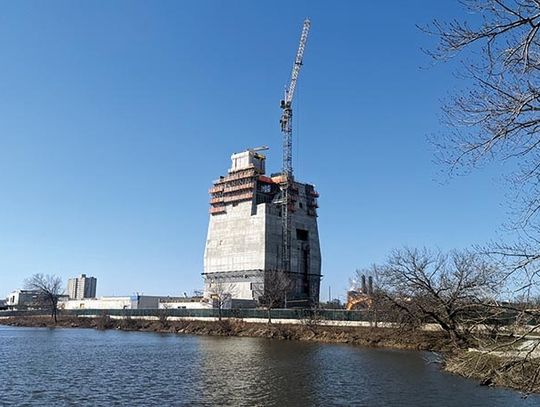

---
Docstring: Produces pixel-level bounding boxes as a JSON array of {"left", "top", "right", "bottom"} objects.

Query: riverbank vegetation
[
  {"left": 0, "top": 315, "right": 452, "bottom": 351},
  {"left": 446, "top": 351, "right": 540, "bottom": 394},
  {"left": 358, "top": 247, "right": 540, "bottom": 394}
]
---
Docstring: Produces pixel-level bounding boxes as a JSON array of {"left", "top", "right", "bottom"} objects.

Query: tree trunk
[
  {"left": 50, "top": 297, "right": 58, "bottom": 324},
  {"left": 51, "top": 303, "right": 57, "bottom": 324}
]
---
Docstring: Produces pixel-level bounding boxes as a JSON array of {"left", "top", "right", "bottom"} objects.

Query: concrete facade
[
  {"left": 6, "top": 290, "right": 42, "bottom": 309},
  {"left": 203, "top": 149, "right": 321, "bottom": 306},
  {"left": 59, "top": 295, "right": 162, "bottom": 310},
  {"left": 60, "top": 296, "right": 132, "bottom": 310},
  {"left": 67, "top": 274, "right": 97, "bottom": 300}
]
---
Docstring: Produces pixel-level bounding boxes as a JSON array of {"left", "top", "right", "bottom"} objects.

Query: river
[{"left": 0, "top": 325, "right": 537, "bottom": 406}]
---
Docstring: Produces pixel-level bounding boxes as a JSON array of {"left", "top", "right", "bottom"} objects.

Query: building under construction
[
  {"left": 203, "top": 18, "right": 321, "bottom": 307},
  {"left": 203, "top": 148, "right": 321, "bottom": 306}
]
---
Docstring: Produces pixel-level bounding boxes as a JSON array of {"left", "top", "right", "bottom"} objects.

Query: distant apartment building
[{"left": 67, "top": 274, "right": 97, "bottom": 300}]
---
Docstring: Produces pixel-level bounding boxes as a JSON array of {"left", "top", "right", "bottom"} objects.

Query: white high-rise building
[
  {"left": 203, "top": 149, "right": 321, "bottom": 307},
  {"left": 67, "top": 274, "right": 97, "bottom": 300}
]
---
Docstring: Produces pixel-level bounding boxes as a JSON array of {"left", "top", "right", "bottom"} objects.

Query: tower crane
[{"left": 279, "top": 18, "right": 311, "bottom": 274}]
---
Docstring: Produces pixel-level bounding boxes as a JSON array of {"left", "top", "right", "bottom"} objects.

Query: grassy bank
[{"left": 0, "top": 315, "right": 451, "bottom": 351}]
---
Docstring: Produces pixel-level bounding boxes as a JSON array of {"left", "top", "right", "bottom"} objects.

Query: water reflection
[{"left": 0, "top": 326, "right": 537, "bottom": 407}]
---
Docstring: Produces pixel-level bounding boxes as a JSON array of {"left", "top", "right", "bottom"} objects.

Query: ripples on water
[{"left": 0, "top": 326, "right": 537, "bottom": 406}]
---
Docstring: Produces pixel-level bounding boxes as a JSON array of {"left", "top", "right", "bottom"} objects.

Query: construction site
[{"left": 202, "top": 19, "right": 322, "bottom": 308}]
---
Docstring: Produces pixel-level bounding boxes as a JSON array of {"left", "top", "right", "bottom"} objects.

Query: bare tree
[
  {"left": 206, "top": 279, "right": 237, "bottom": 321},
  {"left": 424, "top": 1, "right": 540, "bottom": 232},
  {"left": 24, "top": 273, "right": 63, "bottom": 323},
  {"left": 422, "top": 3, "right": 540, "bottom": 389},
  {"left": 255, "top": 270, "right": 293, "bottom": 323},
  {"left": 376, "top": 248, "right": 501, "bottom": 346}
]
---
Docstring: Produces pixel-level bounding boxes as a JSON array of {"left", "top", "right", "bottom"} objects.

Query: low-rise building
[
  {"left": 60, "top": 296, "right": 132, "bottom": 310},
  {"left": 6, "top": 290, "right": 42, "bottom": 309},
  {"left": 158, "top": 296, "right": 211, "bottom": 309},
  {"left": 59, "top": 294, "right": 164, "bottom": 310}
]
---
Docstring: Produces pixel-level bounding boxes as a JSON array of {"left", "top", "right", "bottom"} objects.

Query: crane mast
[{"left": 279, "top": 18, "right": 311, "bottom": 274}]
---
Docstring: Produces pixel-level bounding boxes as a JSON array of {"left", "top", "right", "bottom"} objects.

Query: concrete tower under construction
[{"left": 203, "top": 149, "right": 321, "bottom": 307}]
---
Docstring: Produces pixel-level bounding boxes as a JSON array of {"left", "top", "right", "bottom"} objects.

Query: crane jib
[
  {"left": 279, "top": 18, "right": 311, "bottom": 275},
  {"left": 285, "top": 18, "right": 311, "bottom": 105}
]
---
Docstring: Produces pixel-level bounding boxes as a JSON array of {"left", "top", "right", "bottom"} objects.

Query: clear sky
[{"left": 0, "top": 1, "right": 509, "bottom": 301}]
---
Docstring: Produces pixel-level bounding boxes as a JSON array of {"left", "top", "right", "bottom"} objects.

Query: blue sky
[{"left": 0, "top": 1, "right": 509, "bottom": 300}]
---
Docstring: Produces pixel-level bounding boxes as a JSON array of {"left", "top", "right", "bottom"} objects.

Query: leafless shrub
[
  {"left": 96, "top": 311, "right": 112, "bottom": 330},
  {"left": 255, "top": 270, "right": 293, "bottom": 323},
  {"left": 301, "top": 308, "right": 325, "bottom": 334},
  {"left": 206, "top": 279, "right": 237, "bottom": 321},
  {"left": 446, "top": 351, "right": 540, "bottom": 394},
  {"left": 158, "top": 309, "right": 169, "bottom": 328}
]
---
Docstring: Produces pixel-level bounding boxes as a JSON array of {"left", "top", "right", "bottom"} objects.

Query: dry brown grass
[{"left": 446, "top": 351, "right": 540, "bottom": 394}]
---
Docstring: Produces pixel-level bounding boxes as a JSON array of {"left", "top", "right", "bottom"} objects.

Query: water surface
[{"left": 0, "top": 326, "right": 536, "bottom": 406}]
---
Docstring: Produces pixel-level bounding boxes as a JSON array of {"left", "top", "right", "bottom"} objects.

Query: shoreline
[
  {"left": 0, "top": 315, "right": 450, "bottom": 351},
  {"left": 2, "top": 315, "right": 537, "bottom": 394}
]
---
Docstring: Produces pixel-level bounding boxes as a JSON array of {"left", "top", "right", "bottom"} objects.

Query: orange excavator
[
  {"left": 346, "top": 274, "right": 374, "bottom": 310},
  {"left": 346, "top": 291, "right": 373, "bottom": 310}
]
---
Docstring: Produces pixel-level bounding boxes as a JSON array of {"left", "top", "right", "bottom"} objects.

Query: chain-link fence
[
  {"left": 2, "top": 307, "right": 533, "bottom": 325},
  {"left": 0, "top": 308, "right": 375, "bottom": 322}
]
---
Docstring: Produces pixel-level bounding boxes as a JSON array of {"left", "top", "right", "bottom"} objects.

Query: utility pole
[{"left": 279, "top": 18, "right": 311, "bottom": 274}]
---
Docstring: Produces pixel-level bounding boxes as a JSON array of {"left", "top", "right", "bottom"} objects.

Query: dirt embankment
[
  {"left": 0, "top": 315, "right": 452, "bottom": 351},
  {"left": 445, "top": 350, "right": 540, "bottom": 394}
]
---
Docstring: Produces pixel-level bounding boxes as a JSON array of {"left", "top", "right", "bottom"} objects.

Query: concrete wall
[
  {"left": 264, "top": 187, "right": 321, "bottom": 271},
  {"left": 230, "top": 150, "right": 265, "bottom": 173},
  {"left": 59, "top": 295, "right": 162, "bottom": 310},
  {"left": 204, "top": 200, "right": 266, "bottom": 274},
  {"left": 134, "top": 296, "right": 161, "bottom": 309},
  {"left": 263, "top": 194, "right": 321, "bottom": 302},
  {"left": 204, "top": 271, "right": 264, "bottom": 303}
]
